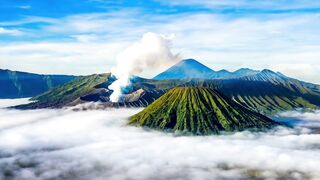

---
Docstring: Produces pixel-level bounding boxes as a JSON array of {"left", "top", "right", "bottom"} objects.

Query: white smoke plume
[
  {"left": 108, "top": 32, "right": 180, "bottom": 102},
  {"left": 1, "top": 99, "right": 320, "bottom": 179}
]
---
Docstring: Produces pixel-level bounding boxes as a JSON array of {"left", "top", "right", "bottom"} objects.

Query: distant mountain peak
[
  {"left": 176, "top": 58, "right": 213, "bottom": 70},
  {"left": 239, "top": 68, "right": 251, "bottom": 70},
  {"left": 233, "top": 68, "right": 259, "bottom": 74},
  {"left": 236, "top": 68, "right": 290, "bottom": 84},
  {"left": 153, "top": 58, "right": 215, "bottom": 80},
  {"left": 261, "top": 69, "right": 276, "bottom": 73},
  {"left": 217, "top": 69, "right": 230, "bottom": 73},
  {"left": 260, "top": 69, "right": 286, "bottom": 77},
  {"left": 180, "top": 58, "right": 198, "bottom": 63},
  {"left": 235, "top": 68, "right": 257, "bottom": 72}
]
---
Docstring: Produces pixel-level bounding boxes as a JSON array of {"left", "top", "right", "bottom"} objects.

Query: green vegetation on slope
[
  {"left": 211, "top": 77, "right": 320, "bottom": 115},
  {"left": 15, "top": 73, "right": 111, "bottom": 109},
  {"left": 129, "top": 87, "right": 280, "bottom": 135}
]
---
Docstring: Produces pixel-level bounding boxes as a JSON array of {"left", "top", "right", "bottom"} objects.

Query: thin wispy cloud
[
  {"left": 16, "top": 5, "right": 31, "bottom": 9},
  {"left": 159, "top": 0, "right": 320, "bottom": 12},
  {"left": 0, "top": 1, "right": 320, "bottom": 83},
  {"left": 0, "top": 16, "right": 57, "bottom": 26},
  {"left": 0, "top": 41, "right": 127, "bottom": 75},
  {"left": 0, "top": 27, "right": 23, "bottom": 36}
]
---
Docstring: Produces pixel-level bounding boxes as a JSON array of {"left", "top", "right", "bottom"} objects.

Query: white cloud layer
[
  {"left": 0, "top": 98, "right": 30, "bottom": 108},
  {"left": 277, "top": 110, "right": 320, "bottom": 128},
  {"left": 0, "top": 99, "right": 320, "bottom": 179}
]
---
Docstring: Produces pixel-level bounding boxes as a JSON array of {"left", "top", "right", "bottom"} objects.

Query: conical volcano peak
[
  {"left": 153, "top": 59, "right": 215, "bottom": 80},
  {"left": 129, "top": 87, "right": 281, "bottom": 135},
  {"left": 178, "top": 58, "right": 205, "bottom": 65},
  {"left": 176, "top": 59, "right": 214, "bottom": 71}
]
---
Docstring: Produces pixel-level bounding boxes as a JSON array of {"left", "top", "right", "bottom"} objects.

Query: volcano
[
  {"left": 129, "top": 87, "right": 281, "bottom": 135},
  {"left": 153, "top": 59, "right": 215, "bottom": 80}
]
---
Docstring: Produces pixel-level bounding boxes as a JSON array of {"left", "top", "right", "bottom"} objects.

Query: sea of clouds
[{"left": 0, "top": 99, "right": 320, "bottom": 180}]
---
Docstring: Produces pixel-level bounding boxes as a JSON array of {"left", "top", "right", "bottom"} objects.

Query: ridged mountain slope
[
  {"left": 215, "top": 70, "right": 320, "bottom": 114},
  {"left": 0, "top": 69, "right": 76, "bottom": 98},
  {"left": 14, "top": 74, "right": 111, "bottom": 109},
  {"left": 129, "top": 87, "right": 280, "bottom": 135}
]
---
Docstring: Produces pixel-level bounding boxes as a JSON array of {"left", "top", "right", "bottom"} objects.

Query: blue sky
[{"left": 1, "top": 0, "right": 320, "bottom": 83}]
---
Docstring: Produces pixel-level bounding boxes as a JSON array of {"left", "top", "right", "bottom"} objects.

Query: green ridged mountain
[
  {"left": 15, "top": 73, "right": 112, "bottom": 109},
  {"left": 129, "top": 87, "right": 280, "bottom": 135}
]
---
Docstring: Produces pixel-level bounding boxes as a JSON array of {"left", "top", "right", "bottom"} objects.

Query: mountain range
[
  {"left": 12, "top": 59, "right": 320, "bottom": 116},
  {"left": 154, "top": 59, "right": 259, "bottom": 80},
  {"left": 0, "top": 69, "right": 76, "bottom": 98}
]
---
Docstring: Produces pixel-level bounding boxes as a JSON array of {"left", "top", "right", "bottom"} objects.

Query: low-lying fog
[{"left": 0, "top": 99, "right": 320, "bottom": 180}]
